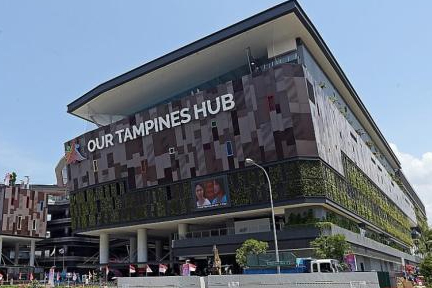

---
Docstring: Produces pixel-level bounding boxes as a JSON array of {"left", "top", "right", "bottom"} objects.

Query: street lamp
[{"left": 245, "top": 158, "right": 281, "bottom": 274}]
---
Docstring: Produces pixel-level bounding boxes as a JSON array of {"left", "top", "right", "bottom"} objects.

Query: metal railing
[
  {"left": 173, "top": 223, "right": 284, "bottom": 240},
  {"left": 47, "top": 194, "right": 70, "bottom": 205}
]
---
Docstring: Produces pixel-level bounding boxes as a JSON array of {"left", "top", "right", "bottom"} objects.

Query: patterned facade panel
[
  {"left": 66, "top": 64, "right": 318, "bottom": 192},
  {"left": 304, "top": 68, "right": 417, "bottom": 223},
  {"left": 0, "top": 186, "right": 48, "bottom": 237}
]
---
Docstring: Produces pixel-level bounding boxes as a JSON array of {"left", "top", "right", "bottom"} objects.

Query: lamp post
[{"left": 245, "top": 158, "right": 281, "bottom": 274}]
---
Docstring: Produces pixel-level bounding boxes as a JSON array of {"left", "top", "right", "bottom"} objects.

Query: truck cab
[{"left": 308, "top": 259, "right": 342, "bottom": 273}]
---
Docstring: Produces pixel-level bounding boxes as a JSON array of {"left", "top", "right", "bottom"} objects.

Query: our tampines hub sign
[{"left": 87, "top": 93, "right": 235, "bottom": 152}]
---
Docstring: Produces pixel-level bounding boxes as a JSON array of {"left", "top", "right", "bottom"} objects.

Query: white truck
[{"left": 303, "top": 259, "right": 343, "bottom": 273}]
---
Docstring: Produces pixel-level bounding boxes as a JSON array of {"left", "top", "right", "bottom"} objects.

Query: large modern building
[{"left": 65, "top": 0, "right": 427, "bottom": 275}]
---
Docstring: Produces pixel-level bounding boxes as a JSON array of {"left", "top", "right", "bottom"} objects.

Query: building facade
[
  {"left": 0, "top": 184, "right": 51, "bottom": 278},
  {"left": 36, "top": 193, "right": 99, "bottom": 275},
  {"left": 66, "top": 0, "right": 427, "bottom": 274}
]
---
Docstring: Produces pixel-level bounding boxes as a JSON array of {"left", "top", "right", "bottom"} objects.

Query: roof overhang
[{"left": 67, "top": 0, "right": 401, "bottom": 169}]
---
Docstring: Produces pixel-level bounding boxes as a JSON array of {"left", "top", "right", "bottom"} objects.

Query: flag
[
  {"left": 146, "top": 265, "right": 152, "bottom": 273},
  {"left": 159, "top": 264, "right": 168, "bottom": 274},
  {"left": 50, "top": 247, "right": 56, "bottom": 256},
  {"left": 181, "top": 264, "right": 190, "bottom": 276},
  {"left": 19, "top": 272, "right": 22, "bottom": 280},
  {"left": 56, "top": 271, "right": 60, "bottom": 281},
  {"left": 4, "top": 173, "right": 10, "bottom": 186},
  {"left": 29, "top": 273, "right": 33, "bottom": 281},
  {"left": 189, "top": 263, "right": 197, "bottom": 272},
  {"left": 129, "top": 265, "right": 136, "bottom": 274}
]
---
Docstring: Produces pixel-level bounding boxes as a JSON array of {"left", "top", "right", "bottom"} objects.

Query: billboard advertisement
[{"left": 192, "top": 176, "right": 230, "bottom": 210}]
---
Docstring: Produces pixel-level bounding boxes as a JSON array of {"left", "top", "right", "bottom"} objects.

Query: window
[
  {"left": 169, "top": 147, "right": 175, "bottom": 155},
  {"left": 307, "top": 80, "right": 315, "bottom": 104},
  {"left": 211, "top": 120, "right": 217, "bottom": 128},
  {"left": 32, "top": 219, "right": 37, "bottom": 231},
  {"left": 267, "top": 95, "right": 275, "bottom": 111},
  {"left": 320, "top": 263, "right": 332, "bottom": 273},
  {"left": 39, "top": 201, "right": 44, "bottom": 211},
  {"left": 226, "top": 141, "right": 233, "bottom": 156},
  {"left": 312, "top": 263, "right": 318, "bottom": 272},
  {"left": 47, "top": 214, "right": 52, "bottom": 221},
  {"left": 92, "top": 160, "right": 98, "bottom": 172},
  {"left": 17, "top": 216, "right": 22, "bottom": 230}
]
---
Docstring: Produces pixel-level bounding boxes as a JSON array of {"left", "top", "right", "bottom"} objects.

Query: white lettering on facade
[
  {"left": 194, "top": 101, "right": 207, "bottom": 120},
  {"left": 123, "top": 127, "right": 134, "bottom": 142},
  {"left": 221, "top": 93, "right": 235, "bottom": 111},
  {"left": 115, "top": 129, "right": 125, "bottom": 143},
  {"left": 170, "top": 110, "right": 181, "bottom": 127},
  {"left": 132, "top": 122, "right": 145, "bottom": 138},
  {"left": 86, "top": 94, "right": 235, "bottom": 152},
  {"left": 180, "top": 108, "right": 191, "bottom": 124},
  {"left": 87, "top": 140, "right": 96, "bottom": 152},
  {"left": 105, "top": 134, "right": 114, "bottom": 147}
]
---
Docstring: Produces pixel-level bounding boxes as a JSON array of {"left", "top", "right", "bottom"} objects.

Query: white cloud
[{"left": 390, "top": 143, "right": 432, "bottom": 224}]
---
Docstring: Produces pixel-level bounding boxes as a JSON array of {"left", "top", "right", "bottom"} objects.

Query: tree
[
  {"left": 415, "top": 224, "right": 432, "bottom": 257},
  {"left": 10, "top": 172, "right": 17, "bottom": 186},
  {"left": 310, "top": 234, "right": 350, "bottom": 262},
  {"left": 420, "top": 254, "right": 432, "bottom": 285},
  {"left": 235, "top": 239, "right": 268, "bottom": 267}
]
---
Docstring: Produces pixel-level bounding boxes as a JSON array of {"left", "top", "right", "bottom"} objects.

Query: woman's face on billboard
[{"left": 195, "top": 184, "right": 204, "bottom": 200}]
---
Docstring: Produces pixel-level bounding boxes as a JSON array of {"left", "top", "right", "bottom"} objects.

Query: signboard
[
  {"left": 246, "top": 252, "right": 296, "bottom": 267},
  {"left": 266, "top": 260, "right": 293, "bottom": 266},
  {"left": 86, "top": 93, "right": 235, "bottom": 152}
]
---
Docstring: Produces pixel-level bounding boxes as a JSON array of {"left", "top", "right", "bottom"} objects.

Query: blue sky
[{"left": 0, "top": 0, "right": 431, "bottom": 218}]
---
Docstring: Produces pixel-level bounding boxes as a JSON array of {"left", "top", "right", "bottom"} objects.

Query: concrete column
[
  {"left": 137, "top": 228, "right": 148, "bottom": 263},
  {"left": 169, "top": 234, "right": 174, "bottom": 268},
  {"left": 29, "top": 240, "right": 36, "bottom": 266},
  {"left": 99, "top": 233, "right": 109, "bottom": 264},
  {"left": 129, "top": 237, "right": 137, "bottom": 263},
  {"left": 0, "top": 237, "right": 2, "bottom": 265},
  {"left": 14, "top": 243, "right": 19, "bottom": 265},
  {"left": 155, "top": 240, "right": 162, "bottom": 261},
  {"left": 178, "top": 223, "right": 188, "bottom": 239}
]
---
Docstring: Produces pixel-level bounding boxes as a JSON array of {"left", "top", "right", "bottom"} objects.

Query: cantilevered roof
[{"left": 67, "top": 0, "right": 401, "bottom": 169}]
